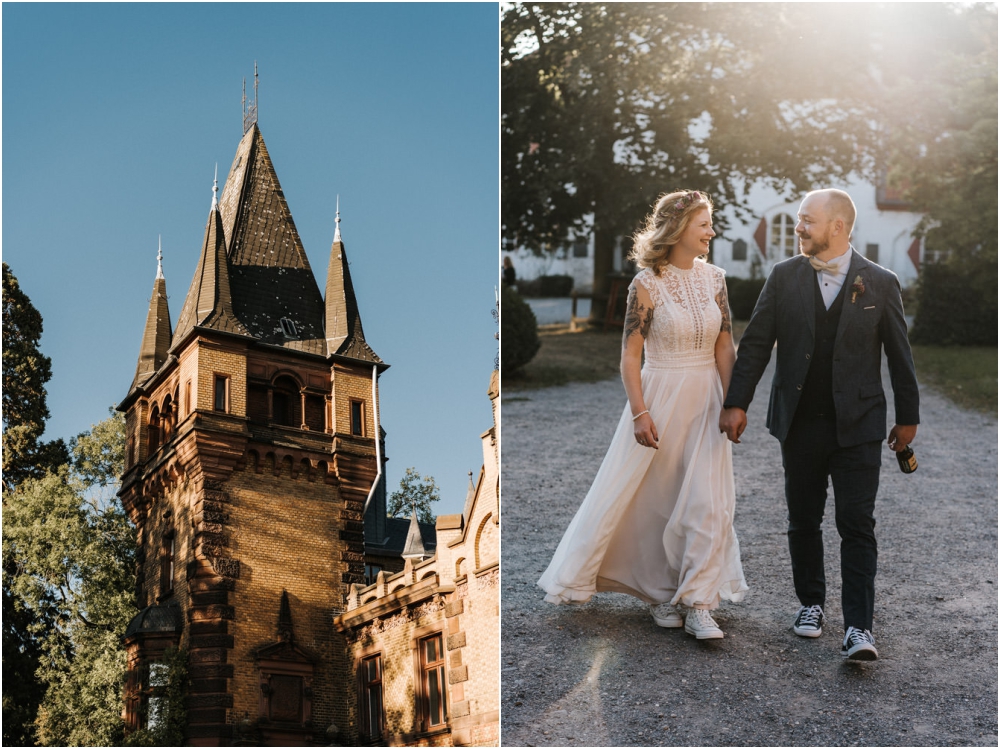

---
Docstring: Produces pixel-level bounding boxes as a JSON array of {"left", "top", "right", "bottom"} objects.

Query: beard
[{"left": 798, "top": 234, "right": 830, "bottom": 257}]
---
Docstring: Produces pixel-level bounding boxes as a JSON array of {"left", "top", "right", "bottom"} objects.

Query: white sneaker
[
  {"left": 649, "top": 602, "right": 683, "bottom": 628},
  {"left": 684, "top": 608, "right": 724, "bottom": 639}
]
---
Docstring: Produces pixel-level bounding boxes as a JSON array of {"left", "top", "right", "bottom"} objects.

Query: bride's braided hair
[{"left": 629, "top": 190, "right": 713, "bottom": 274}]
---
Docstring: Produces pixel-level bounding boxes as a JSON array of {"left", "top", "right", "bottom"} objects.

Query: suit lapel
[
  {"left": 795, "top": 256, "right": 816, "bottom": 341},
  {"left": 834, "top": 249, "right": 870, "bottom": 350}
]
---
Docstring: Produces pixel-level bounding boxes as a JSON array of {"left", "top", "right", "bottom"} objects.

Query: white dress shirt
[{"left": 814, "top": 246, "right": 854, "bottom": 309}]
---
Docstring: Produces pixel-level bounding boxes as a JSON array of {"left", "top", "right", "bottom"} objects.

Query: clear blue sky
[{"left": 3, "top": 3, "right": 498, "bottom": 516}]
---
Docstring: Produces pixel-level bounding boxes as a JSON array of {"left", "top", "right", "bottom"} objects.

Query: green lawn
[
  {"left": 504, "top": 325, "right": 997, "bottom": 416},
  {"left": 910, "top": 345, "right": 997, "bottom": 414}
]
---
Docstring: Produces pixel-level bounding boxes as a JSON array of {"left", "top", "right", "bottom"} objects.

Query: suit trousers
[{"left": 780, "top": 414, "right": 882, "bottom": 632}]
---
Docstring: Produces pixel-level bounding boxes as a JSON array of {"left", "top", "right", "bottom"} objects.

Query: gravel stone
[{"left": 501, "top": 356, "right": 997, "bottom": 746}]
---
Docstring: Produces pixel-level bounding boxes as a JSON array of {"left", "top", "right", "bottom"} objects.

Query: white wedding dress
[{"left": 538, "top": 260, "right": 748, "bottom": 608}]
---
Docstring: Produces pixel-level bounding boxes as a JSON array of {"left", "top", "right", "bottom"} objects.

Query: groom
[{"left": 719, "top": 188, "right": 919, "bottom": 661}]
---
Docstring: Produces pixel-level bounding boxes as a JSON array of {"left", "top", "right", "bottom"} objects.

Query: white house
[{"left": 503, "top": 175, "right": 925, "bottom": 291}]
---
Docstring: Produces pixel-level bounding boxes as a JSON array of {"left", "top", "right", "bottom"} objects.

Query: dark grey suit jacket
[{"left": 725, "top": 251, "right": 920, "bottom": 446}]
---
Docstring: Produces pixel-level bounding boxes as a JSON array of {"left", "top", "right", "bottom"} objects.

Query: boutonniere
[{"left": 850, "top": 275, "right": 865, "bottom": 304}]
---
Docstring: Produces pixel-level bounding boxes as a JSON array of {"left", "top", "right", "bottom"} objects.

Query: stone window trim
[
  {"left": 356, "top": 650, "right": 385, "bottom": 742},
  {"left": 411, "top": 627, "right": 450, "bottom": 736},
  {"left": 256, "top": 658, "right": 314, "bottom": 728}
]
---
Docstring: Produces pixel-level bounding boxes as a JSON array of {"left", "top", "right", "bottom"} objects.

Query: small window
[
  {"left": 267, "top": 674, "right": 304, "bottom": 722},
  {"left": 280, "top": 318, "right": 298, "bottom": 337},
  {"left": 184, "top": 380, "right": 192, "bottom": 416},
  {"left": 360, "top": 655, "right": 384, "bottom": 739},
  {"left": 865, "top": 243, "right": 879, "bottom": 263},
  {"left": 350, "top": 400, "right": 364, "bottom": 437},
  {"left": 214, "top": 376, "right": 228, "bottom": 412},
  {"left": 770, "top": 213, "right": 796, "bottom": 258},
  {"left": 732, "top": 238, "right": 748, "bottom": 261},
  {"left": 419, "top": 634, "right": 447, "bottom": 729},
  {"left": 571, "top": 238, "right": 588, "bottom": 258},
  {"left": 364, "top": 564, "right": 382, "bottom": 586},
  {"left": 160, "top": 532, "right": 175, "bottom": 596}
]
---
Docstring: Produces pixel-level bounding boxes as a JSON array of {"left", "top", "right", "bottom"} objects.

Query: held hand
[
  {"left": 633, "top": 412, "right": 659, "bottom": 449},
  {"left": 719, "top": 407, "right": 747, "bottom": 444},
  {"left": 887, "top": 424, "right": 917, "bottom": 452}
]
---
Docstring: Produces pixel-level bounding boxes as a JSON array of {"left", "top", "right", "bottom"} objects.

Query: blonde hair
[
  {"left": 806, "top": 188, "right": 857, "bottom": 236},
  {"left": 629, "top": 190, "right": 714, "bottom": 274}
]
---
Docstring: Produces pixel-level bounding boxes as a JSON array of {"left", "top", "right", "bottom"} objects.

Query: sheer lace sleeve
[{"left": 629, "top": 268, "right": 661, "bottom": 308}]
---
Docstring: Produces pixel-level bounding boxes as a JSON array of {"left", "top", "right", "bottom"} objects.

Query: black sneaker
[
  {"left": 841, "top": 626, "right": 878, "bottom": 661},
  {"left": 792, "top": 605, "right": 824, "bottom": 637}
]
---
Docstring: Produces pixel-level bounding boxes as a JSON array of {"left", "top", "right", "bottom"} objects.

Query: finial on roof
[
  {"left": 211, "top": 164, "right": 219, "bottom": 210},
  {"left": 334, "top": 194, "right": 342, "bottom": 243},
  {"left": 242, "top": 63, "right": 258, "bottom": 134},
  {"left": 156, "top": 235, "right": 164, "bottom": 279}
]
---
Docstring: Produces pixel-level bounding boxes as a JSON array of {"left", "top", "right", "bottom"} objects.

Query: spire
[
  {"left": 216, "top": 124, "right": 329, "bottom": 354},
  {"left": 156, "top": 236, "right": 164, "bottom": 279},
  {"left": 171, "top": 171, "right": 246, "bottom": 350},
  {"left": 401, "top": 510, "right": 428, "bottom": 560},
  {"left": 461, "top": 470, "right": 478, "bottom": 520},
  {"left": 211, "top": 164, "right": 218, "bottom": 210},
  {"left": 333, "top": 195, "right": 342, "bottom": 243},
  {"left": 323, "top": 202, "right": 386, "bottom": 366},
  {"left": 277, "top": 590, "right": 293, "bottom": 642},
  {"left": 130, "top": 243, "right": 173, "bottom": 391}
]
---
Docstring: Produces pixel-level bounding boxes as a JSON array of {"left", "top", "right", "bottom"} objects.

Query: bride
[{"left": 537, "top": 190, "right": 748, "bottom": 639}]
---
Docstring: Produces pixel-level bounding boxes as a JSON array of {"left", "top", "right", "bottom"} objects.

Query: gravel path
[{"left": 501, "top": 356, "right": 997, "bottom": 747}]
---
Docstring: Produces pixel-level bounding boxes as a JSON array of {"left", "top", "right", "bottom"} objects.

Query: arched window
[
  {"left": 769, "top": 213, "right": 796, "bottom": 258},
  {"left": 161, "top": 395, "right": 174, "bottom": 443},
  {"left": 148, "top": 405, "right": 161, "bottom": 454}
]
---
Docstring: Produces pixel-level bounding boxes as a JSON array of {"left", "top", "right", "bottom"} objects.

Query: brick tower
[{"left": 119, "top": 117, "right": 387, "bottom": 745}]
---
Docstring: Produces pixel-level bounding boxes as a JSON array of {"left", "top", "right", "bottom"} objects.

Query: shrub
[
  {"left": 725, "top": 277, "right": 766, "bottom": 321},
  {"left": 910, "top": 258, "right": 997, "bottom": 345},
  {"left": 515, "top": 274, "right": 574, "bottom": 297},
  {"left": 501, "top": 285, "right": 541, "bottom": 374}
]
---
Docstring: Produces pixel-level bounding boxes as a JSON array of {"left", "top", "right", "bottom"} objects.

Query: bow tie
[{"left": 809, "top": 256, "right": 846, "bottom": 275}]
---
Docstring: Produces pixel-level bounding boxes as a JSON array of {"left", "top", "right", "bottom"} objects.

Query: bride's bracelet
[{"left": 631, "top": 410, "right": 649, "bottom": 421}]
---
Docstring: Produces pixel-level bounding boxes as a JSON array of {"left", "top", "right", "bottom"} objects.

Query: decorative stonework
[{"left": 476, "top": 568, "right": 499, "bottom": 590}]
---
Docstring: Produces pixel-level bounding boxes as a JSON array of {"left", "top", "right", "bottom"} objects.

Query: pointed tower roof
[
  {"left": 324, "top": 203, "right": 385, "bottom": 367},
  {"left": 401, "top": 510, "right": 428, "bottom": 560},
  {"left": 461, "top": 470, "right": 478, "bottom": 521},
  {"left": 172, "top": 178, "right": 247, "bottom": 349},
  {"left": 216, "top": 124, "right": 327, "bottom": 355},
  {"left": 130, "top": 244, "right": 173, "bottom": 391}
]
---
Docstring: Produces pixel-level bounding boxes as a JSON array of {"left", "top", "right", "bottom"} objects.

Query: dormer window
[{"left": 280, "top": 318, "right": 298, "bottom": 337}]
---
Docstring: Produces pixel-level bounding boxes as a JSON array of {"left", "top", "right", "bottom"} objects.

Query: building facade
[
  {"left": 334, "top": 372, "right": 500, "bottom": 747},
  {"left": 502, "top": 175, "right": 925, "bottom": 292},
  {"left": 119, "top": 113, "right": 389, "bottom": 745}
]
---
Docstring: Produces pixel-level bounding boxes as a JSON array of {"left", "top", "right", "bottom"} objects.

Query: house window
[
  {"left": 350, "top": 400, "right": 364, "bottom": 437},
  {"left": 272, "top": 376, "right": 301, "bottom": 428},
  {"left": 148, "top": 405, "right": 161, "bottom": 454},
  {"left": 360, "top": 654, "right": 384, "bottom": 739},
  {"left": 419, "top": 633, "right": 447, "bottom": 730},
  {"left": 160, "top": 532, "right": 175, "bottom": 597},
  {"left": 280, "top": 318, "right": 298, "bottom": 337},
  {"left": 364, "top": 564, "right": 382, "bottom": 586},
  {"left": 732, "top": 238, "right": 748, "bottom": 261},
  {"left": 267, "top": 674, "right": 304, "bottom": 722},
  {"left": 571, "top": 238, "right": 589, "bottom": 258},
  {"left": 184, "top": 380, "right": 192, "bottom": 417},
  {"left": 146, "top": 662, "right": 169, "bottom": 730},
  {"left": 214, "top": 376, "right": 228, "bottom": 412},
  {"left": 865, "top": 243, "right": 879, "bottom": 263},
  {"left": 770, "top": 213, "right": 796, "bottom": 258}
]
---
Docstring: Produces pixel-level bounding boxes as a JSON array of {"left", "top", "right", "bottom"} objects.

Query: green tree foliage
[
  {"left": 502, "top": 3, "right": 876, "bottom": 318},
  {"left": 2, "top": 261, "right": 70, "bottom": 746},
  {"left": 880, "top": 5, "right": 998, "bottom": 344},
  {"left": 501, "top": 284, "right": 541, "bottom": 374},
  {"left": 2, "top": 262, "right": 69, "bottom": 492},
  {"left": 388, "top": 467, "right": 442, "bottom": 524},
  {"left": 3, "top": 411, "right": 135, "bottom": 746}
]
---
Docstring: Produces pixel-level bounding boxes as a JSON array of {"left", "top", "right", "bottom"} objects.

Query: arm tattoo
[
  {"left": 716, "top": 282, "right": 733, "bottom": 334},
  {"left": 623, "top": 286, "right": 654, "bottom": 349}
]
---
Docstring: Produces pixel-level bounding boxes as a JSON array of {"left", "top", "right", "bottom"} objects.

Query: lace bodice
[{"left": 630, "top": 262, "right": 726, "bottom": 368}]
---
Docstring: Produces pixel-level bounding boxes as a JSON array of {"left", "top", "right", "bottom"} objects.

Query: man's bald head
[{"left": 806, "top": 188, "right": 857, "bottom": 237}]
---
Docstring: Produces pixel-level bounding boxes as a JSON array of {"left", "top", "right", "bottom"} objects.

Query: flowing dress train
[{"left": 538, "top": 261, "right": 748, "bottom": 608}]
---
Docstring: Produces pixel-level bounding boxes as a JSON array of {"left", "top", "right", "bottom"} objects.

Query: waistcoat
[{"left": 796, "top": 273, "right": 847, "bottom": 419}]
